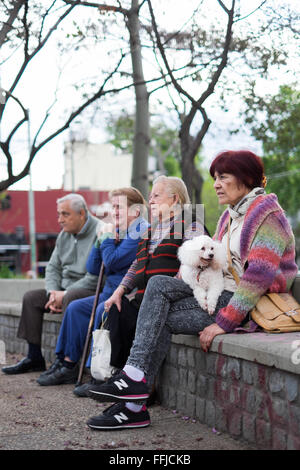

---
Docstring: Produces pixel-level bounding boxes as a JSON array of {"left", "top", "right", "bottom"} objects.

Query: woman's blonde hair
[
  {"left": 109, "top": 187, "right": 147, "bottom": 216},
  {"left": 152, "top": 175, "right": 191, "bottom": 206}
]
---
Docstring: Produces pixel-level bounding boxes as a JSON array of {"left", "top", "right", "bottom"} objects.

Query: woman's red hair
[{"left": 209, "top": 150, "right": 265, "bottom": 189}]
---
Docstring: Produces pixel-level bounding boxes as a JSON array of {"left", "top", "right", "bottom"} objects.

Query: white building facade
[{"left": 63, "top": 141, "right": 133, "bottom": 191}]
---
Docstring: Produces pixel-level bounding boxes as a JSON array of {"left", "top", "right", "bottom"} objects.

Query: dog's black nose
[{"left": 209, "top": 253, "right": 214, "bottom": 258}]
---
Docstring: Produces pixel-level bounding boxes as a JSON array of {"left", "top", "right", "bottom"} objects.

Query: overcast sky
[{"left": 1, "top": 0, "right": 297, "bottom": 191}]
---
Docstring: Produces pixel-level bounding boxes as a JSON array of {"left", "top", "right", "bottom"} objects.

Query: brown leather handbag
[
  {"left": 251, "top": 292, "right": 300, "bottom": 333},
  {"left": 227, "top": 219, "right": 300, "bottom": 333}
]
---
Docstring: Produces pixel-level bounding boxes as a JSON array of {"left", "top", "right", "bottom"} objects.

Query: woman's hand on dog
[{"left": 198, "top": 323, "right": 225, "bottom": 352}]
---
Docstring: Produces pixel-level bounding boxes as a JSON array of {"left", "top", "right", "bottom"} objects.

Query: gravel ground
[{"left": 0, "top": 354, "right": 255, "bottom": 452}]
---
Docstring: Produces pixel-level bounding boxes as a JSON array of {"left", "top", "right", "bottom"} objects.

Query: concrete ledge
[
  {"left": 0, "top": 305, "right": 63, "bottom": 323},
  {"left": 0, "top": 278, "right": 45, "bottom": 302},
  {"left": 172, "top": 332, "right": 300, "bottom": 376}
]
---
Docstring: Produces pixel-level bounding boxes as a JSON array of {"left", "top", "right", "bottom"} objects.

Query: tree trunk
[
  {"left": 180, "top": 124, "right": 204, "bottom": 204},
  {"left": 127, "top": 0, "right": 150, "bottom": 198},
  {"left": 180, "top": 138, "right": 193, "bottom": 198}
]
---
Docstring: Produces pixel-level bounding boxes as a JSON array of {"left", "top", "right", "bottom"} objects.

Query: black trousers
[{"left": 107, "top": 297, "right": 139, "bottom": 369}]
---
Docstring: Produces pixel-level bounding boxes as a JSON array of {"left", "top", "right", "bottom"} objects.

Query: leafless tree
[
  {"left": 147, "top": 0, "right": 296, "bottom": 202},
  {"left": 63, "top": 0, "right": 150, "bottom": 197},
  {"left": 147, "top": 0, "right": 235, "bottom": 202},
  {"left": 0, "top": 0, "right": 125, "bottom": 191}
]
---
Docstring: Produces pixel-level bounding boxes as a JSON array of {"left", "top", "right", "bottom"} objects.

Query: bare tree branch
[
  {"left": 0, "top": 0, "right": 24, "bottom": 47},
  {"left": 34, "top": 53, "right": 125, "bottom": 152},
  {"left": 7, "top": 3, "right": 76, "bottom": 99},
  {"left": 234, "top": 0, "right": 267, "bottom": 23},
  {"left": 63, "top": 0, "right": 127, "bottom": 15},
  {"left": 147, "top": 0, "right": 236, "bottom": 201},
  {"left": 217, "top": 0, "right": 230, "bottom": 15}
]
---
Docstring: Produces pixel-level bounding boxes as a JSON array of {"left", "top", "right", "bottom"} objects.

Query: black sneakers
[
  {"left": 36, "top": 363, "right": 79, "bottom": 386},
  {"left": 87, "top": 402, "right": 150, "bottom": 430},
  {"left": 73, "top": 378, "right": 105, "bottom": 397},
  {"left": 38, "top": 358, "right": 63, "bottom": 377},
  {"left": 88, "top": 371, "right": 150, "bottom": 402}
]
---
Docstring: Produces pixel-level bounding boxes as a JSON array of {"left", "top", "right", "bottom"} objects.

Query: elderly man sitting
[{"left": 2, "top": 193, "right": 99, "bottom": 375}]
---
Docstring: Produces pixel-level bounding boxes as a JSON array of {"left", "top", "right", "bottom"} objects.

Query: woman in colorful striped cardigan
[{"left": 86, "top": 150, "right": 298, "bottom": 431}]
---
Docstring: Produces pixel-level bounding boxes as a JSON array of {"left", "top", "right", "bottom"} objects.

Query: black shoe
[
  {"left": 2, "top": 357, "right": 46, "bottom": 375},
  {"left": 88, "top": 371, "right": 149, "bottom": 403},
  {"left": 73, "top": 378, "right": 105, "bottom": 397},
  {"left": 73, "top": 368, "right": 122, "bottom": 397},
  {"left": 36, "top": 363, "right": 79, "bottom": 386},
  {"left": 38, "top": 358, "right": 64, "bottom": 378},
  {"left": 87, "top": 402, "right": 150, "bottom": 430}
]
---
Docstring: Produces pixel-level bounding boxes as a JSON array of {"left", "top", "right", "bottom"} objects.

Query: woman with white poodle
[{"left": 86, "top": 150, "right": 298, "bottom": 430}]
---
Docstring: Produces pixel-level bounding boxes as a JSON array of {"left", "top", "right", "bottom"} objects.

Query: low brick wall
[
  {"left": 158, "top": 333, "right": 300, "bottom": 450},
  {"left": 0, "top": 307, "right": 62, "bottom": 363},
  {"left": 1, "top": 277, "right": 300, "bottom": 449},
  {"left": 0, "top": 279, "right": 62, "bottom": 363}
]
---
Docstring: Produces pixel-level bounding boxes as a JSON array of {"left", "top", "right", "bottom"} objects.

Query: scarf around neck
[{"left": 228, "top": 187, "right": 265, "bottom": 220}]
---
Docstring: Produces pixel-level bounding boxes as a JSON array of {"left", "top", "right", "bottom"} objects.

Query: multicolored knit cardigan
[{"left": 214, "top": 193, "right": 298, "bottom": 332}]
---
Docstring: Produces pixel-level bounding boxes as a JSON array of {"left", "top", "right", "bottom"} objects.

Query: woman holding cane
[{"left": 36, "top": 187, "right": 148, "bottom": 388}]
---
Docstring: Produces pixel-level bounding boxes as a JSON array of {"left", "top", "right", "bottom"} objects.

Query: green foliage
[
  {"left": 0, "top": 264, "right": 15, "bottom": 278},
  {"left": 106, "top": 112, "right": 182, "bottom": 177},
  {"left": 244, "top": 85, "right": 300, "bottom": 216},
  {"left": 201, "top": 174, "right": 223, "bottom": 237},
  {"left": 163, "top": 155, "right": 181, "bottom": 177},
  {"left": 106, "top": 113, "right": 135, "bottom": 154},
  {"left": 243, "top": 84, "right": 300, "bottom": 265}
]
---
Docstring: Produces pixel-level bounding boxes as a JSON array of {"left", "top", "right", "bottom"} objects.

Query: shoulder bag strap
[{"left": 227, "top": 218, "right": 241, "bottom": 286}]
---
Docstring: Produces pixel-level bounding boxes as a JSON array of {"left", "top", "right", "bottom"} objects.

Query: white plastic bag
[{"left": 90, "top": 314, "right": 114, "bottom": 381}]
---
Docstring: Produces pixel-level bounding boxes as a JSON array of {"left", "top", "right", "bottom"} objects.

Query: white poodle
[{"left": 178, "top": 235, "right": 227, "bottom": 315}]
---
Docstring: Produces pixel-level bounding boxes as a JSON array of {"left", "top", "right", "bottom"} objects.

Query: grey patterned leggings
[{"left": 127, "top": 275, "right": 233, "bottom": 389}]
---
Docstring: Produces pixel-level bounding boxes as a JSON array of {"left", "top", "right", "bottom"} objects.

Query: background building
[
  {"left": 0, "top": 189, "right": 109, "bottom": 276},
  {"left": 63, "top": 141, "right": 132, "bottom": 191},
  {"left": 0, "top": 139, "right": 138, "bottom": 276}
]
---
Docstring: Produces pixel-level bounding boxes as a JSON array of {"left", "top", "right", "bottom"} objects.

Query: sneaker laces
[
  {"left": 104, "top": 370, "right": 125, "bottom": 385},
  {"left": 102, "top": 402, "right": 126, "bottom": 415}
]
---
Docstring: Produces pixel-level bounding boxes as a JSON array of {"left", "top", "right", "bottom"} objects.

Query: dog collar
[{"left": 196, "top": 265, "right": 209, "bottom": 282}]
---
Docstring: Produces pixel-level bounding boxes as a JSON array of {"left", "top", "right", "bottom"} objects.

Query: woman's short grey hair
[
  {"left": 56, "top": 194, "right": 88, "bottom": 218},
  {"left": 153, "top": 175, "right": 191, "bottom": 206}
]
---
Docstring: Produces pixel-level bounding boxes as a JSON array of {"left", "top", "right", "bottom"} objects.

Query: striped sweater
[
  {"left": 214, "top": 193, "right": 298, "bottom": 332},
  {"left": 122, "top": 212, "right": 205, "bottom": 306}
]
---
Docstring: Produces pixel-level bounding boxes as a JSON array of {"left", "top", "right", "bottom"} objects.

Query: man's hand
[
  {"left": 198, "top": 323, "right": 225, "bottom": 352},
  {"left": 45, "top": 290, "right": 65, "bottom": 313}
]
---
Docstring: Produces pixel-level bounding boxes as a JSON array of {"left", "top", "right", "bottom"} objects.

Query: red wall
[
  {"left": 0, "top": 189, "right": 109, "bottom": 236},
  {"left": 0, "top": 189, "right": 109, "bottom": 274}
]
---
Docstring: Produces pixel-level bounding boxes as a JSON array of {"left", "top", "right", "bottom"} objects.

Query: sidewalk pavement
[{"left": 0, "top": 354, "right": 255, "bottom": 452}]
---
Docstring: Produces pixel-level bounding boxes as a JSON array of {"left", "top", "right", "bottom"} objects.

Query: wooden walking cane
[
  {"left": 76, "top": 218, "right": 120, "bottom": 386},
  {"left": 76, "top": 261, "right": 105, "bottom": 386}
]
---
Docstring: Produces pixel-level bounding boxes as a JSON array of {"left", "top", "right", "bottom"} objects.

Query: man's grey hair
[{"left": 57, "top": 193, "right": 88, "bottom": 218}]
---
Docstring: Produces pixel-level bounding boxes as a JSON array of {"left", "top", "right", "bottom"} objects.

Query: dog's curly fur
[{"left": 178, "top": 235, "right": 227, "bottom": 315}]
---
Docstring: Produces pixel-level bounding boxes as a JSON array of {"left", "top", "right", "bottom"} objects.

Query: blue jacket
[{"left": 86, "top": 217, "right": 148, "bottom": 293}]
